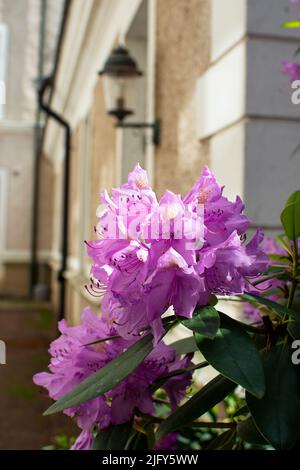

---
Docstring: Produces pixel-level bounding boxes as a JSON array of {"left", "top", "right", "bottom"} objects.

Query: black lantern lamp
[{"left": 98, "top": 45, "right": 160, "bottom": 145}]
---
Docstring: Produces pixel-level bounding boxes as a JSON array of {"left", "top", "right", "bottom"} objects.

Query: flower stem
[{"left": 287, "top": 239, "right": 299, "bottom": 310}]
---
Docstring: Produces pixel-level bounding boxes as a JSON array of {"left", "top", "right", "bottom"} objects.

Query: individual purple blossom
[
  {"left": 34, "top": 308, "right": 192, "bottom": 450},
  {"left": 155, "top": 433, "right": 178, "bottom": 450},
  {"left": 183, "top": 166, "right": 250, "bottom": 246},
  {"left": 282, "top": 60, "right": 300, "bottom": 82}
]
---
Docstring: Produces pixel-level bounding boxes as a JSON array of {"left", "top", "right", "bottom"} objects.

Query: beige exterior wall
[
  {"left": 154, "top": 0, "right": 210, "bottom": 196},
  {"left": 49, "top": 79, "right": 117, "bottom": 324},
  {"left": 89, "top": 79, "right": 116, "bottom": 239},
  {"left": 41, "top": 0, "right": 212, "bottom": 324},
  {"left": 37, "top": 154, "right": 54, "bottom": 253}
]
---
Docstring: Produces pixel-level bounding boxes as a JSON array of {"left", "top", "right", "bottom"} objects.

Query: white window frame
[{"left": 0, "top": 169, "right": 8, "bottom": 258}]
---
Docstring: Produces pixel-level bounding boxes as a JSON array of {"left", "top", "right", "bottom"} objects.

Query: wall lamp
[{"left": 98, "top": 45, "right": 160, "bottom": 146}]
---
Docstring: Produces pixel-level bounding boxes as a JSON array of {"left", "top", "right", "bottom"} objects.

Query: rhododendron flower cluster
[
  {"left": 34, "top": 165, "right": 273, "bottom": 451},
  {"left": 34, "top": 308, "right": 192, "bottom": 450},
  {"left": 87, "top": 165, "right": 269, "bottom": 343}
]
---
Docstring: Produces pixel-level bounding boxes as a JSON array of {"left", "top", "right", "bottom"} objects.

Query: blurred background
[{"left": 0, "top": 0, "right": 300, "bottom": 449}]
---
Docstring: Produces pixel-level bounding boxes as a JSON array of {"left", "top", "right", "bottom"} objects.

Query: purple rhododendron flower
[
  {"left": 155, "top": 432, "right": 178, "bottom": 450},
  {"left": 282, "top": 60, "right": 300, "bottom": 82},
  {"left": 87, "top": 164, "right": 269, "bottom": 342},
  {"left": 34, "top": 308, "right": 192, "bottom": 450}
]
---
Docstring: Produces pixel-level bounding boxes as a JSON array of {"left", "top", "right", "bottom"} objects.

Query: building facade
[
  {"left": 0, "top": 0, "right": 64, "bottom": 298},
  {"left": 38, "top": 0, "right": 300, "bottom": 325}
]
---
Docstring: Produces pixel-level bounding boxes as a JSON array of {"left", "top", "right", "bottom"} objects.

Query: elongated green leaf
[
  {"left": 169, "top": 336, "right": 199, "bottom": 355},
  {"left": 288, "top": 321, "right": 300, "bottom": 339},
  {"left": 206, "top": 428, "right": 236, "bottom": 450},
  {"left": 282, "top": 20, "right": 300, "bottom": 28},
  {"left": 44, "top": 333, "right": 154, "bottom": 415},
  {"left": 180, "top": 306, "right": 220, "bottom": 339},
  {"left": 155, "top": 374, "right": 236, "bottom": 441},
  {"left": 195, "top": 313, "right": 265, "bottom": 398},
  {"left": 243, "top": 292, "right": 300, "bottom": 322},
  {"left": 268, "top": 254, "right": 291, "bottom": 264},
  {"left": 247, "top": 343, "right": 300, "bottom": 449},
  {"left": 280, "top": 190, "right": 300, "bottom": 241},
  {"left": 93, "top": 422, "right": 132, "bottom": 450},
  {"left": 126, "top": 432, "right": 148, "bottom": 450},
  {"left": 237, "top": 417, "right": 267, "bottom": 445},
  {"left": 151, "top": 362, "right": 208, "bottom": 392}
]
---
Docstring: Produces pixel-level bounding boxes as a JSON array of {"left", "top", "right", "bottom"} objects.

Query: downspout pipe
[
  {"left": 30, "top": 0, "right": 46, "bottom": 297},
  {"left": 38, "top": 77, "right": 71, "bottom": 320}
]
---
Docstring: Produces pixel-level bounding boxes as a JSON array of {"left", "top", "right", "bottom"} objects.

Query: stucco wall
[
  {"left": 154, "top": 0, "right": 210, "bottom": 197},
  {"left": 37, "top": 154, "right": 54, "bottom": 252},
  {"left": 89, "top": 79, "right": 116, "bottom": 239},
  {"left": 62, "top": 79, "right": 117, "bottom": 324}
]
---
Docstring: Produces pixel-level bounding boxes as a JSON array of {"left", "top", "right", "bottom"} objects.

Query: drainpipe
[
  {"left": 30, "top": 0, "right": 71, "bottom": 317},
  {"left": 30, "top": 0, "right": 47, "bottom": 297},
  {"left": 38, "top": 77, "right": 71, "bottom": 320}
]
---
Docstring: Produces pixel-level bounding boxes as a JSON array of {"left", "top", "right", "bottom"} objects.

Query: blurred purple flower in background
[
  {"left": 282, "top": 60, "right": 300, "bottom": 82},
  {"left": 243, "top": 237, "right": 296, "bottom": 322},
  {"left": 34, "top": 308, "right": 192, "bottom": 450}
]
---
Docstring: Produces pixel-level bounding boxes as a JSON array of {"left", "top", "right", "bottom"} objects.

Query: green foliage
[
  {"left": 93, "top": 423, "right": 132, "bottom": 450},
  {"left": 242, "top": 292, "right": 300, "bottom": 322},
  {"left": 44, "top": 189, "right": 300, "bottom": 451},
  {"left": 195, "top": 313, "right": 265, "bottom": 398},
  {"left": 280, "top": 191, "right": 300, "bottom": 242},
  {"left": 180, "top": 306, "right": 220, "bottom": 339},
  {"left": 155, "top": 375, "right": 236, "bottom": 441},
  {"left": 246, "top": 343, "right": 300, "bottom": 450},
  {"left": 282, "top": 20, "right": 300, "bottom": 28}
]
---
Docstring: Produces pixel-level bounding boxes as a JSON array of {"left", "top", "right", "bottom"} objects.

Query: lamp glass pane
[{"left": 102, "top": 75, "right": 139, "bottom": 114}]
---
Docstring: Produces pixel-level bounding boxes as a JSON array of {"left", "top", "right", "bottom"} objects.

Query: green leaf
[
  {"left": 206, "top": 428, "right": 236, "bottom": 450},
  {"left": 237, "top": 417, "right": 267, "bottom": 445},
  {"left": 92, "top": 422, "right": 132, "bottom": 450},
  {"left": 233, "top": 405, "right": 249, "bottom": 418},
  {"left": 169, "top": 336, "right": 199, "bottom": 355},
  {"left": 195, "top": 313, "right": 265, "bottom": 398},
  {"left": 44, "top": 333, "right": 154, "bottom": 415},
  {"left": 268, "top": 254, "right": 291, "bottom": 264},
  {"left": 247, "top": 343, "right": 300, "bottom": 449},
  {"left": 209, "top": 295, "right": 218, "bottom": 307},
  {"left": 180, "top": 306, "right": 220, "bottom": 339},
  {"left": 126, "top": 432, "right": 148, "bottom": 450},
  {"left": 288, "top": 321, "right": 300, "bottom": 340},
  {"left": 155, "top": 374, "right": 236, "bottom": 441},
  {"left": 282, "top": 20, "right": 300, "bottom": 28},
  {"left": 151, "top": 362, "right": 208, "bottom": 392},
  {"left": 280, "top": 190, "right": 300, "bottom": 241},
  {"left": 242, "top": 293, "right": 300, "bottom": 322}
]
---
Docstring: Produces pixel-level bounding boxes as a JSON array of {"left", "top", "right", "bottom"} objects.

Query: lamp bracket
[{"left": 116, "top": 119, "right": 160, "bottom": 146}]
